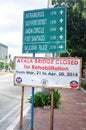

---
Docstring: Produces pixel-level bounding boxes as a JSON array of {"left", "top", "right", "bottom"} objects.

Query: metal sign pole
[
  {"left": 50, "top": 89, "right": 54, "bottom": 130},
  {"left": 30, "top": 87, "right": 34, "bottom": 130},
  {"left": 50, "top": 52, "right": 55, "bottom": 130},
  {"left": 30, "top": 53, "right": 35, "bottom": 130}
]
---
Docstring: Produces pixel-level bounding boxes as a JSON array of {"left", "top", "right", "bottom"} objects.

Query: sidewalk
[{"left": 14, "top": 89, "right": 86, "bottom": 130}]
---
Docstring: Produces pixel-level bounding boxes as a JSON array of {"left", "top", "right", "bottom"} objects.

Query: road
[{"left": 0, "top": 73, "right": 40, "bottom": 130}]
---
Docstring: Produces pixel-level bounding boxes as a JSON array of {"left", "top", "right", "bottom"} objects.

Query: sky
[{"left": 0, "top": 0, "right": 48, "bottom": 58}]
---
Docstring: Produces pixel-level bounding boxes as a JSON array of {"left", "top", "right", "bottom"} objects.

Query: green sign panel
[{"left": 22, "top": 7, "right": 67, "bottom": 53}]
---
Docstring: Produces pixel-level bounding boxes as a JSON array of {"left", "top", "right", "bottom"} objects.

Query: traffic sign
[{"left": 22, "top": 7, "right": 67, "bottom": 53}]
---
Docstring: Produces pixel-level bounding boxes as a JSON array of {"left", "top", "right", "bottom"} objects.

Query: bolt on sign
[
  {"left": 14, "top": 57, "right": 82, "bottom": 89},
  {"left": 22, "top": 7, "right": 67, "bottom": 53}
]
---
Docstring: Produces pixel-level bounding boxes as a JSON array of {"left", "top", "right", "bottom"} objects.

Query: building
[{"left": 0, "top": 43, "right": 8, "bottom": 62}]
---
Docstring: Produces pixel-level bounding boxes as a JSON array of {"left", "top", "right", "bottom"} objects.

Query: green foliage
[
  {"left": 53, "top": 90, "right": 61, "bottom": 108},
  {"left": 0, "top": 62, "right": 9, "bottom": 70},
  {"left": 67, "top": 6, "right": 86, "bottom": 51},
  {"left": 82, "top": 83, "right": 86, "bottom": 90},
  {"left": 83, "top": 62, "right": 86, "bottom": 67},
  {"left": 5, "top": 63, "right": 9, "bottom": 70},
  {"left": 60, "top": 52, "right": 69, "bottom": 57},
  {"left": 0, "top": 62, "right": 4, "bottom": 69},
  {"left": 52, "top": 0, "right": 86, "bottom": 62},
  {"left": 83, "top": 50, "right": 86, "bottom": 62},
  {"left": 70, "top": 49, "right": 83, "bottom": 57},
  {"left": 28, "top": 90, "right": 61, "bottom": 108},
  {"left": 9, "top": 59, "right": 14, "bottom": 69},
  {"left": 0, "top": 58, "right": 14, "bottom": 70},
  {"left": 28, "top": 92, "right": 51, "bottom": 107}
]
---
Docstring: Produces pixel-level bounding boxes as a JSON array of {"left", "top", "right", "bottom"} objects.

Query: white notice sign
[{"left": 14, "top": 57, "right": 82, "bottom": 89}]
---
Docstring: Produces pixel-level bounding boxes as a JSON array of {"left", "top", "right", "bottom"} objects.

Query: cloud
[{"left": 0, "top": 0, "right": 47, "bottom": 57}]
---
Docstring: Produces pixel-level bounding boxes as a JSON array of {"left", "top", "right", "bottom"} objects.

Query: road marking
[
  {"left": 6, "top": 88, "right": 41, "bottom": 130},
  {"left": 1, "top": 88, "right": 41, "bottom": 130},
  {"left": 0, "top": 92, "right": 21, "bottom": 100},
  {"left": 6, "top": 103, "right": 31, "bottom": 130},
  {"left": 0, "top": 104, "right": 20, "bottom": 123}
]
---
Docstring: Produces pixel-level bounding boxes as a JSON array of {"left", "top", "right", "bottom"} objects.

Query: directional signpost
[
  {"left": 22, "top": 7, "right": 67, "bottom": 53},
  {"left": 21, "top": 7, "right": 67, "bottom": 130}
]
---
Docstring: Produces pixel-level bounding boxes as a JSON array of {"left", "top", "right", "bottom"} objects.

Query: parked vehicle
[{"left": 0, "top": 68, "right": 6, "bottom": 72}]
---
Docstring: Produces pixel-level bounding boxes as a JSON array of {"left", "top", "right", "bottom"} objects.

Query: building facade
[{"left": 0, "top": 43, "right": 8, "bottom": 62}]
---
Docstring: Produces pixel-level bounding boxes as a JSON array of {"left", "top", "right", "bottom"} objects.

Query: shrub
[
  {"left": 53, "top": 90, "right": 61, "bottom": 108},
  {"left": 82, "top": 83, "right": 86, "bottom": 90},
  {"left": 28, "top": 90, "right": 61, "bottom": 108}
]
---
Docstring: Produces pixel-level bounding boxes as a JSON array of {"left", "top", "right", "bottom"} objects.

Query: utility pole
[{"left": 47, "top": 0, "right": 52, "bottom": 7}]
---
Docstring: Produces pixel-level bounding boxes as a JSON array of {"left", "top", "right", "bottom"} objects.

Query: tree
[
  {"left": 52, "top": 0, "right": 86, "bottom": 61},
  {"left": 0, "top": 62, "right": 4, "bottom": 69},
  {"left": 8, "top": 54, "right": 14, "bottom": 70}
]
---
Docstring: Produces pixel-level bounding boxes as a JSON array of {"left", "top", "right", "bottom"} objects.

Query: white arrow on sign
[
  {"left": 59, "top": 27, "right": 64, "bottom": 32},
  {"left": 58, "top": 45, "right": 64, "bottom": 49},
  {"left": 59, "top": 10, "right": 64, "bottom": 15},
  {"left": 59, "top": 35, "right": 63, "bottom": 40},
  {"left": 59, "top": 18, "right": 64, "bottom": 23}
]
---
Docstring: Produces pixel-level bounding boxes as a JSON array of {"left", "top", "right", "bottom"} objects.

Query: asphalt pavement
[
  {"left": 0, "top": 73, "right": 31, "bottom": 130},
  {"left": 14, "top": 88, "right": 86, "bottom": 130}
]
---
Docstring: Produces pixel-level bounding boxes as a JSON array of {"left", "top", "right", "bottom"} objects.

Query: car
[{"left": 0, "top": 68, "right": 6, "bottom": 72}]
